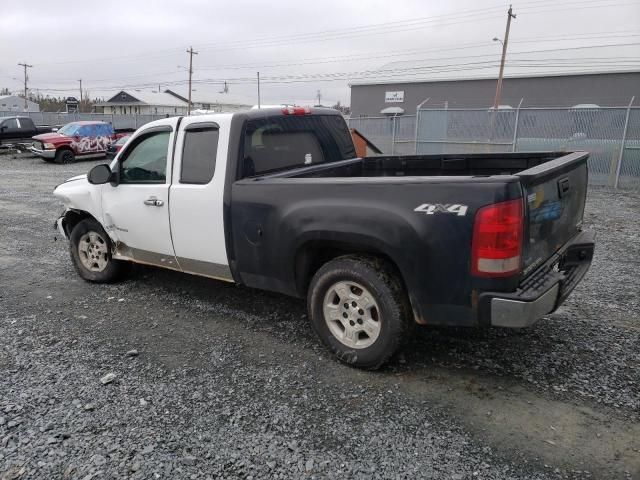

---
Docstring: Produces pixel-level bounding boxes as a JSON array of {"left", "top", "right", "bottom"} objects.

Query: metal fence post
[
  {"left": 414, "top": 98, "right": 430, "bottom": 154},
  {"left": 614, "top": 96, "right": 635, "bottom": 189},
  {"left": 511, "top": 98, "right": 523, "bottom": 152},
  {"left": 390, "top": 115, "right": 397, "bottom": 155}
]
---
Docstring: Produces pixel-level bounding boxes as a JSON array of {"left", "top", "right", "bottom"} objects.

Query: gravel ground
[{"left": 0, "top": 153, "right": 638, "bottom": 479}]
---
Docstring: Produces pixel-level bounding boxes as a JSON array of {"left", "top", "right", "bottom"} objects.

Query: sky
[{"left": 1, "top": 0, "right": 639, "bottom": 107}]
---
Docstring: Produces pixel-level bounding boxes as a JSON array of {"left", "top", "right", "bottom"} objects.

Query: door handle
[
  {"left": 143, "top": 197, "right": 164, "bottom": 207},
  {"left": 558, "top": 177, "right": 570, "bottom": 197}
]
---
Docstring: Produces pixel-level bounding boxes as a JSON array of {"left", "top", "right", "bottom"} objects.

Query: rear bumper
[{"left": 479, "top": 230, "right": 595, "bottom": 328}]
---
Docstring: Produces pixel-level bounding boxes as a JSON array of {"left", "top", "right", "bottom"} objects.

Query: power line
[{"left": 33, "top": 35, "right": 640, "bottom": 89}]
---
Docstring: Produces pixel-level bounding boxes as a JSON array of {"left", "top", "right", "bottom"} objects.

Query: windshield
[{"left": 58, "top": 123, "right": 82, "bottom": 136}]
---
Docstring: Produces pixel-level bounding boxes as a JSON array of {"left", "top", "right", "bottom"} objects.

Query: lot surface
[{"left": 0, "top": 153, "right": 639, "bottom": 480}]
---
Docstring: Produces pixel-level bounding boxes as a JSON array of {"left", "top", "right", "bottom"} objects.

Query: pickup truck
[
  {"left": 52, "top": 107, "right": 595, "bottom": 369},
  {"left": 31, "top": 121, "right": 130, "bottom": 164},
  {"left": 0, "top": 116, "right": 52, "bottom": 147}
]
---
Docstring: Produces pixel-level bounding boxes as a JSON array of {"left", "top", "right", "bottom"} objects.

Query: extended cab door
[
  {"left": 0, "top": 117, "right": 21, "bottom": 142},
  {"left": 100, "top": 120, "right": 179, "bottom": 268},
  {"left": 169, "top": 115, "right": 233, "bottom": 281}
]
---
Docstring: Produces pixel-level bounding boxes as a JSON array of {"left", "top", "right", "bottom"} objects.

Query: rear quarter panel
[{"left": 230, "top": 177, "right": 523, "bottom": 325}]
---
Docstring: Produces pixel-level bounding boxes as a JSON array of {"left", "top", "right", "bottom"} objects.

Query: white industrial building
[{"left": 0, "top": 95, "right": 40, "bottom": 112}]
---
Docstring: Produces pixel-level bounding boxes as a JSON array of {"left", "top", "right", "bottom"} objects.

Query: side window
[
  {"left": 2, "top": 118, "right": 19, "bottom": 130},
  {"left": 119, "top": 131, "right": 170, "bottom": 184},
  {"left": 180, "top": 126, "right": 219, "bottom": 184},
  {"left": 77, "top": 125, "right": 93, "bottom": 137}
]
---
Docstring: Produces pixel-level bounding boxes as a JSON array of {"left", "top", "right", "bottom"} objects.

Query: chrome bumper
[
  {"left": 30, "top": 147, "right": 55, "bottom": 159},
  {"left": 491, "top": 284, "right": 559, "bottom": 328},
  {"left": 479, "top": 230, "right": 595, "bottom": 328}
]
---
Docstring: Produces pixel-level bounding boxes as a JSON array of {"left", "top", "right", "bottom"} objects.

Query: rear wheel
[
  {"left": 308, "top": 255, "right": 411, "bottom": 370},
  {"left": 69, "top": 218, "right": 128, "bottom": 283},
  {"left": 54, "top": 149, "right": 75, "bottom": 164}
]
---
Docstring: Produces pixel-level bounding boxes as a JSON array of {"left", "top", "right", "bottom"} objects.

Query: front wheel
[
  {"left": 55, "top": 149, "right": 75, "bottom": 164},
  {"left": 308, "top": 255, "right": 411, "bottom": 370},
  {"left": 69, "top": 218, "right": 129, "bottom": 282}
]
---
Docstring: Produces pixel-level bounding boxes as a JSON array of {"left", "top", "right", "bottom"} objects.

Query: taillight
[
  {"left": 471, "top": 199, "right": 524, "bottom": 277},
  {"left": 282, "top": 106, "right": 311, "bottom": 115}
]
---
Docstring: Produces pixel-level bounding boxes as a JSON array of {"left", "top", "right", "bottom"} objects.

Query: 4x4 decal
[{"left": 414, "top": 204, "right": 468, "bottom": 216}]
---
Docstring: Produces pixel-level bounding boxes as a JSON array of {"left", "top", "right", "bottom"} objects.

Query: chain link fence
[
  {"left": 0, "top": 111, "right": 169, "bottom": 130},
  {"left": 4, "top": 107, "right": 639, "bottom": 189},
  {"left": 349, "top": 105, "right": 640, "bottom": 189}
]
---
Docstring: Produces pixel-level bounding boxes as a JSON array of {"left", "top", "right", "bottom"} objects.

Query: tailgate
[{"left": 518, "top": 152, "right": 589, "bottom": 275}]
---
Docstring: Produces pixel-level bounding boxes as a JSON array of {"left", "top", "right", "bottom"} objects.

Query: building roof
[
  {"left": 97, "top": 90, "right": 188, "bottom": 107},
  {"left": 349, "top": 68, "right": 640, "bottom": 87},
  {"left": 0, "top": 95, "right": 38, "bottom": 103}
]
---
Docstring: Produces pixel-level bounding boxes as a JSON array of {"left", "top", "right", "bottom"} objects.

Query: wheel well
[
  {"left": 294, "top": 240, "right": 407, "bottom": 297},
  {"left": 62, "top": 210, "right": 96, "bottom": 237},
  {"left": 55, "top": 146, "right": 74, "bottom": 159}
]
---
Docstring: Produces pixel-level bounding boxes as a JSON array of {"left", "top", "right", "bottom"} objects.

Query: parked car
[
  {"left": 106, "top": 135, "right": 131, "bottom": 159},
  {"left": 31, "top": 121, "right": 129, "bottom": 164},
  {"left": 53, "top": 107, "right": 595, "bottom": 369},
  {"left": 0, "top": 116, "right": 53, "bottom": 147}
]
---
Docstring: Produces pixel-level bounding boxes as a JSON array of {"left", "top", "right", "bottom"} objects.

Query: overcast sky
[{"left": 2, "top": 0, "right": 639, "bottom": 106}]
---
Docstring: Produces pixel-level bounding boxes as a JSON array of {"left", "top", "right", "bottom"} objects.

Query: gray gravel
[{"left": 1, "top": 153, "right": 638, "bottom": 479}]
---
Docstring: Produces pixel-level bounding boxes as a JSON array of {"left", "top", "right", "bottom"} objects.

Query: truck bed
[
  {"left": 232, "top": 150, "right": 589, "bottom": 326},
  {"left": 285, "top": 152, "right": 569, "bottom": 179}
]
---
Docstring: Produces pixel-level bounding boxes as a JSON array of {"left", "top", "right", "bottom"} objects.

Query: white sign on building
[{"left": 384, "top": 91, "right": 405, "bottom": 103}]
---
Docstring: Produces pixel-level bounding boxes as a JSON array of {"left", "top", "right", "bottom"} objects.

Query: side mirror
[
  {"left": 88, "top": 164, "right": 112, "bottom": 185},
  {"left": 0, "top": 126, "right": 6, "bottom": 132}
]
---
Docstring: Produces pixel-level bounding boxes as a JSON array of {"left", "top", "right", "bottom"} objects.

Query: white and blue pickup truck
[{"left": 53, "top": 107, "right": 595, "bottom": 369}]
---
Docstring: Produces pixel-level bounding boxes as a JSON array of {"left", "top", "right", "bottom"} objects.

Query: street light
[{"left": 493, "top": 37, "right": 504, "bottom": 46}]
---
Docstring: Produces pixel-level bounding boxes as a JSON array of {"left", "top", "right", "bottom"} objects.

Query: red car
[
  {"left": 31, "top": 121, "right": 128, "bottom": 164},
  {"left": 105, "top": 134, "right": 131, "bottom": 159}
]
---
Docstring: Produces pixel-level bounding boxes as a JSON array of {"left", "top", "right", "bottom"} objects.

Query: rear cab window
[{"left": 242, "top": 114, "right": 355, "bottom": 177}]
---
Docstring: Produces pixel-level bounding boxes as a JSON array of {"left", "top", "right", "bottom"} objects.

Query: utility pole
[
  {"left": 316, "top": 89, "right": 321, "bottom": 107},
  {"left": 186, "top": 46, "right": 198, "bottom": 115},
  {"left": 257, "top": 72, "right": 261, "bottom": 108},
  {"left": 493, "top": 5, "right": 516, "bottom": 109},
  {"left": 78, "top": 79, "right": 83, "bottom": 112},
  {"left": 17, "top": 62, "right": 33, "bottom": 111}
]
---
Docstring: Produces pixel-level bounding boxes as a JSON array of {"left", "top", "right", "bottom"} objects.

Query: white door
[
  {"left": 100, "top": 121, "right": 179, "bottom": 268},
  {"left": 169, "top": 115, "right": 233, "bottom": 280}
]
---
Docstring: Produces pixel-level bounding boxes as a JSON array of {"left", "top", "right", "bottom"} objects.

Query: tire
[
  {"left": 54, "top": 149, "right": 75, "bottom": 164},
  {"left": 69, "top": 218, "right": 129, "bottom": 283},
  {"left": 308, "top": 255, "right": 411, "bottom": 370}
]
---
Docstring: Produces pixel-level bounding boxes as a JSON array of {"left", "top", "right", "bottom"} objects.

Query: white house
[
  {"left": 95, "top": 90, "right": 189, "bottom": 115},
  {"left": 0, "top": 95, "right": 40, "bottom": 112}
]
